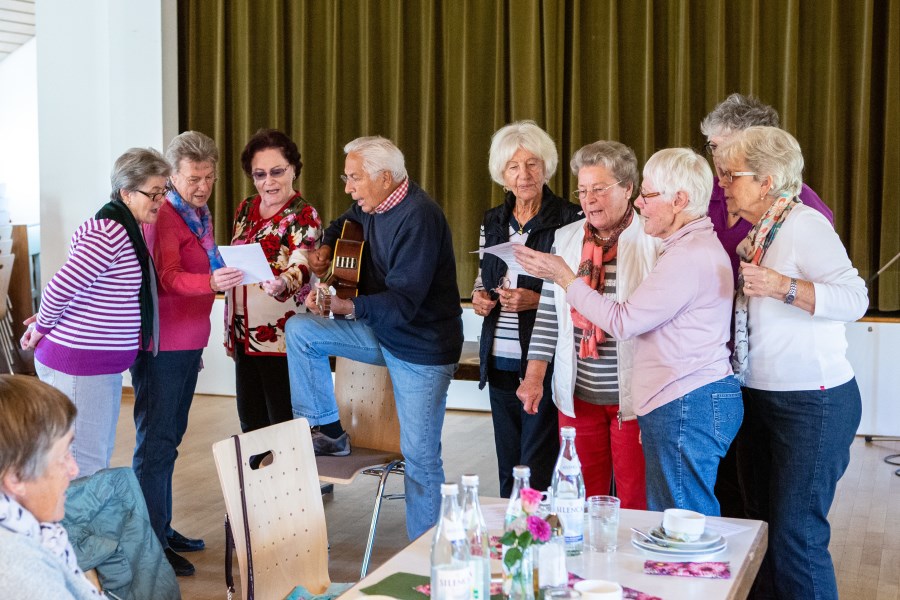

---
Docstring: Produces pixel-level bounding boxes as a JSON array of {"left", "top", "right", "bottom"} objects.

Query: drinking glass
[{"left": 587, "top": 495, "right": 620, "bottom": 552}]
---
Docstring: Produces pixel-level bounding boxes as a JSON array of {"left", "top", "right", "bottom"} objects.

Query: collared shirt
[{"left": 374, "top": 177, "right": 409, "bottom": 214}]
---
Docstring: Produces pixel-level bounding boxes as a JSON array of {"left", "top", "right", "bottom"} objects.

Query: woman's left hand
[
  {"left": 513, "top": 245, "right": 575, "bottom": 287},
  {"left": 498, "top": 288, "right": 540, "bottom": 312},
  {"left": 261, "top": 276, "right": 288, "bottom": 297},
  {"left": 740, "top": 263, "right": 788, "bottom": 299},
  {"left": 20, "top": 314, "right": 43, "bottom": 351}
]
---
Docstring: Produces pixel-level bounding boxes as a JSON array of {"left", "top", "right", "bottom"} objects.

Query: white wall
[
  {"left": 0, "top": 38, "right": 40, "bottom": 224},
  {"left": 35, "top": 0, "right": 178, "bottom": 281}
]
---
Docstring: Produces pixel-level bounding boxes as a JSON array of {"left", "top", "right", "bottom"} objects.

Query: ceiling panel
[{"left": 0, "top": 0, "right": 34, "bottom": 63}]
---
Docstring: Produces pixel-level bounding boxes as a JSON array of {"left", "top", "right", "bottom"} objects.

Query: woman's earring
[{"left": 502, "top": 186, "right": 509, "bottom": 193}]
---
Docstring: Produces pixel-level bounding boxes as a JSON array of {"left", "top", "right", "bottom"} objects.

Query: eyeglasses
[
  {"left": 178, "top": 173, "right": 217, "bottom": 187},
  {"left": 638, "top": 189, "right": 664, "bottom": 200},
  {"left": 572, "top": 180, "right": 622, "bottom": 200},
  {"left": 135, "top": 189, "right": 166, "bottom": 202},
  {"left": 251, "top": 165, "right": 291, "bottom": 182},
  {"left": 719, "top": 170, "right": 757, "bottom": 184},
  {"left": 703, "top": 141, "right": 718, "bottom": 156},
  {"left": 340, "top": 173, "right": 365, "bottom": 184}
]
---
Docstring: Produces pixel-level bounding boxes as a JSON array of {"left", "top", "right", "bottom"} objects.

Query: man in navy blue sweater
[{"left": 286, "top": 136, "right": 463, "bottom": 540}]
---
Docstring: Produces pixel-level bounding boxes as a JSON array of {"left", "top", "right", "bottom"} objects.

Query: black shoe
[
  {"left": 165, "top": 548, "right": 195, "bottom": 577},
  {"left": 166, "top": 529, "right": 205, "bottom": 552},
  {"left": 311, "top": 430, "right": 351, "bottom": 456}
]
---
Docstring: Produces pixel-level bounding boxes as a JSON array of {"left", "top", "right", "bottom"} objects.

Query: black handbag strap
[{"left": 224, "top": 434, "right": 255, "bottom": 599}]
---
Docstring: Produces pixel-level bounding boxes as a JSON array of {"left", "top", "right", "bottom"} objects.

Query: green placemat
[{"left": 359, "top": 572, "right": 429, "bottom": 599}]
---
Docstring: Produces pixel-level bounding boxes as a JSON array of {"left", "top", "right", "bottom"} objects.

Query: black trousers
[{"left": 234, "top": 344, "right": 295, "bottom": 433}]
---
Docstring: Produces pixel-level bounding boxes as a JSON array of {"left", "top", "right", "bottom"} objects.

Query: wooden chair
[
  {"left": 212, "top": 418, "right": 330, "bottom": 600},
  {"left": 316, "top": 357, "right": 405, "bottom": 578},
  {"left": 0, "top": 254, "right": 17, "bottom": 373}
]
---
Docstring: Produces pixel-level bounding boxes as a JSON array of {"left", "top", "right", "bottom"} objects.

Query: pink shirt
[
  {"left": 566, "top": 217, "right": 734, "bottom": 416},
  {"left": 143, "top": 202, "right": 217, "bottom": 351}
]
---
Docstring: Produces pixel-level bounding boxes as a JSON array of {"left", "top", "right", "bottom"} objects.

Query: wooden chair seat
[{"left": 316, "top": 447, "right": 403, "bottom": 485}]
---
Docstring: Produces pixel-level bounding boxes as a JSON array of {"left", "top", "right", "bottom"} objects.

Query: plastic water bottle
[
  {"left": 461, "top": 474, "right": 491, "bottom": 600},
  {"left": 431, "top": 483, "right": 473, "bottom": 600},
  {"left": 551, "top": 427, "right": 585, "bottom": 555}
]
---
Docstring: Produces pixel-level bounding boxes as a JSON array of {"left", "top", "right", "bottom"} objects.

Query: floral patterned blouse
[{"left": 225, "top": 192, "right": 321, "bottom": 356}]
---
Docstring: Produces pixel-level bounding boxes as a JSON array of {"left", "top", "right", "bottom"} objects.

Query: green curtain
[{"left": 179, "top": 0, "right": 900, "bottom": 310}]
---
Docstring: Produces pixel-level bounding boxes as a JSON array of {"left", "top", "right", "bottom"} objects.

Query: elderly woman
[
  {"left": 517, "top": 148, "right": 740, "bottom": 515},
  {"left": 0, "top": 375, "right": 102, "bottom": 599},
  {"left": 472, "top": 121, "right": 581, "bottom": 497},
  {"left": 518, "top": 141, "right": 657, "bottom": 508},
  {"left": 226, "top": 128, "right": 322, "bottom": 434},
  {"left": 21, "top": 148, "right": 170, "bottom": 477},
  {"left": 717, "top": 126, "right": 867, "bottom": 600},
  {"left": 130, "top": 131, "right": 243, "bottom": 576}
]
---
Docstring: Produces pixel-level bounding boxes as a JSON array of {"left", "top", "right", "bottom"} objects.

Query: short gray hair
[
  {"left": 642, "top": 148, "right": 713, "bottom": 220},
  {"left": 343, "top": 136, "right": 408, "bottom": 182},
  {"left": 110, "top": 147, "right": 171, "bottom": 202},
  {"left": 570, "top": 140, "right": 639, "bottom": 200},
  {"left": 166, "top": 130, "right": 219, "bottom": 172},
  {"left": 717, "top": 126, "right": 804, "bottom": 198},
  {"left": 700, "top": 93, "right": 780, "bottom": 138},
  {"left": 487, "top": 120, "right": 559, "bottom": 186}
]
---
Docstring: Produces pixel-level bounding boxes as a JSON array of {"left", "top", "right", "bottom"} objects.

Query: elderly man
[
  {"left": 131, "top": 131, "right": 243, "bottom": 576},
  {"left": 286, "top": 136, "right": 463, "bottom": 539}
]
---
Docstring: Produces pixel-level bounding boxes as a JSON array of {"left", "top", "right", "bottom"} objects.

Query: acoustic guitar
[{"left": 315, "top": 219, "right": 364, "bottom": 318}]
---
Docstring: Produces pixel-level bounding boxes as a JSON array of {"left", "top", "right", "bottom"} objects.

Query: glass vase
[{"left": 503, "top": 546, "right": 535, "bottom": 600}]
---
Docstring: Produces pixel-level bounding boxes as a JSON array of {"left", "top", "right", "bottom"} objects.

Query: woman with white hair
[
  {"left": 472, "top": 121, "right": 581, "bottom": 496},
  {"left": 516, "top": 148, "right": 740, "bottom": 515},
  {"left": 717, "top": 126, "right": 866, "bottom": 600}
]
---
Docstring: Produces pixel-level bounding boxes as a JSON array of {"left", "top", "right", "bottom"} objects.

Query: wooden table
[{"left": 339, "top": 501, "right": 767, "bottom": 600}]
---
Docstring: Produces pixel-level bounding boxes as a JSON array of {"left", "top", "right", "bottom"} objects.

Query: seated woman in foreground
[
  {"left": 515, "top": 148, "right": 740, "bottom": 515},
  {"left": 0, "top": 375, "right": 103, "bottom": 599}
]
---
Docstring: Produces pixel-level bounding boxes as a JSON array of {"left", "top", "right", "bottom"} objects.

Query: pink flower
[
  {"left": 526, "top": 515, "right": 551, "bottom": 543},
  {"left": 520, "top": 487, "right": 542, "bottom": 514}
]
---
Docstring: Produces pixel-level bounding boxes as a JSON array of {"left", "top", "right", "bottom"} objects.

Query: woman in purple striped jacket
[{"left": 20, "top": 147, "right": 171, "bottom": 477}]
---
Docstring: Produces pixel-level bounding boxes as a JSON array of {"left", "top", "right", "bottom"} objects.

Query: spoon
[{"left": 630, "top": 527, "right": 668, "bottom": 547}]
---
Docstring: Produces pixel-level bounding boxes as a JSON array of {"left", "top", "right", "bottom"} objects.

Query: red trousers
[{"left": 558, "top": 398, "right": 647, "bottom": 510}]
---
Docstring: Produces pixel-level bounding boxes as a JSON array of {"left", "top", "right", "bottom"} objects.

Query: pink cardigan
[{"left": 144, "top": 201, "right": 217, "bottom": 351}]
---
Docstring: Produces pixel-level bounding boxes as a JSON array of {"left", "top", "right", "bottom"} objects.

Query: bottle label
[
  {"left": 433, "top": 566, "right": 471, "bottom": 600},
  {"left": 554, "top": 497, "right": 584, "bottom": 541},
  {"left": 468, "top": 559, "right": 487, "bottom": 600},
  {"left": 557, "top": 456, "right": 581, "bottom": 477}
]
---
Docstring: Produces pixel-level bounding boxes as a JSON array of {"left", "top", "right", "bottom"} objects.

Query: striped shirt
[
  {"left": 34, "top": 218, "right": 142, "bottom": 375},
  {"left": 529, "top": 256, "right": 620, "bottom": 404}
]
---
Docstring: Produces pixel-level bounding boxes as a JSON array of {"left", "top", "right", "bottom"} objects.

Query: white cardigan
[{"left": 550, "top": 217, "right": 661, "bottom": 418}]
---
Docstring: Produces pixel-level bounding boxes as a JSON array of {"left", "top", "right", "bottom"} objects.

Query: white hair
[
  {"left": 716, "top": 126, "right": 804, "bottom": 198},
  {"left": 642, "top": 148, "right": 713, "bottom": 219},
  {"left": 343, "top": 136, "right": 408, "bottom": 181},
  {"left": 487, "top": 120, "right": 558, "bottom": 186}
]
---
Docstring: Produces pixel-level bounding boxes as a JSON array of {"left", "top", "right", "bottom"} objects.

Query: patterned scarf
[
  {"left": 166, "top": 188, "right": 225, "bottom": 270},
  {"left": 731, "top": 194, "right": 799, "bottom": 382},
  {"left": 570, "top": 206, "right": 633, "bottom": 358},
  {"left": 0, "top": 492, "right": 104, "bottom": 597}
]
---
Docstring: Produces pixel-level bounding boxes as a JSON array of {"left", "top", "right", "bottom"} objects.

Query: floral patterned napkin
[{"left": 642, "top": 560, "right": 731, "bottom": 579}]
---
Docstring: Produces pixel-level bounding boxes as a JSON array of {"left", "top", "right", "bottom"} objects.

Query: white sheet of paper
[
  {"left": 218, "top": 243, "right": 274, "bottom": 285},
  {"left": 470, "top": 241, "right": 527, "bottom": 279}
]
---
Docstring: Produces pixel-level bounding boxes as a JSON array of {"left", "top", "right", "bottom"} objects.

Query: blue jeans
[
  {"left": 637, "top": 375, "right": 743, "bottom": 515},
  {"left": 487, "top": 366, "right": 559, "bottom": 497},
  {"left": 738, "top": 379, "right": 861, "bottom": 600},
  {"left": 35, "top": 359, "right": 123, "bottom": 477},
  {"left": 130, "top": 349, "right": 202, "bottom": 546},
  {"left": 286, "top": 314, "right": 456, "bottom": 540}
]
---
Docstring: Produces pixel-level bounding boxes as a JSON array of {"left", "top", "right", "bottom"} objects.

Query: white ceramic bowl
[
  {"left": 662, "top": 508, "right": 706, "bottom": 542},
  {"left": 574, "top": 579, "right": 623, "bottom": 600}
]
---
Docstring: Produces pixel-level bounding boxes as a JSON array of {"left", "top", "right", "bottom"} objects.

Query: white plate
[
  {"left": 649, "top": 526, "right": 726, "bottom": 550},
  {"left": 630, "top": 532, "right": 727, "bottom": 557}
]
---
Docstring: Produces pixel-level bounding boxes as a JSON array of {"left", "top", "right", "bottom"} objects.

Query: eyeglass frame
[
  {"left": 134, "top": 189, "right": 166, "bottom": 202},
  {"left": 638, "top": 189, "right": 665, "bottom": 201},
  {"left": 250, "top": 164, "right": 292, "bottom": 182},
  {"left": 572, "top": 179, "right": 623, "bottom": 201},
  {"left": 719, "top": 170, "right": 757, "bottom": 184}
]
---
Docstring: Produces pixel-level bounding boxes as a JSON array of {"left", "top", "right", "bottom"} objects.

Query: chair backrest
[
  {"left": 333, "top": 357, "right": 401, "bottom": 453},
  {"left": 0, "top": 254, "right": 14, "bottom": 320},
  {"left": 212, "top": 418, "right": 331, "bottom": 600}
]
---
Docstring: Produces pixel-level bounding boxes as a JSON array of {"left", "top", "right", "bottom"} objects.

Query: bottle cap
[
  {"left": 461, "top": 474, "right": 479, "bottom": 486},
  {"left": 513, "top": 465, "right": 531, "bottom": 478},
  {"left": 441, "top": 483, "right": 459, "bottom": 495},
  {"left": 560, "top": 426, "right": 576, "bottom": 439}
]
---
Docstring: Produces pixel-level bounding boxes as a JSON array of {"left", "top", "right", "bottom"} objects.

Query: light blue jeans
[
  {"left": 286, "top": 314, "right": 456, "bottom": 540},
  {"left": 637, "top": 375, "right": 743, "bottom": 515},
  {"left": 35, "top": 359, "right": 123, "bottom": 477}
]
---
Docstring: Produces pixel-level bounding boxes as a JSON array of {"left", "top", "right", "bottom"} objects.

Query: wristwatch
[{"left": 784, "top": 278, "right": 798, "bottom": 305}]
